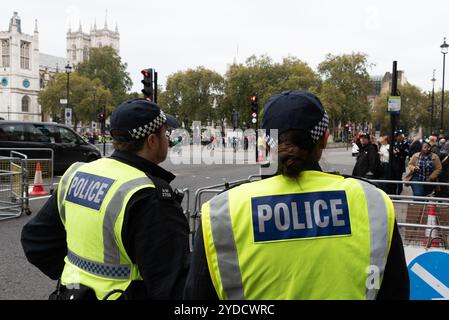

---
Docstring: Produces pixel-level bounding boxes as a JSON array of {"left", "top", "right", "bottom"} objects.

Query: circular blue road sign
[
  {"left": 1, "top": 77, "right": 8, "bottom": 87},
  {"left": 408, "top": 251, "right": 449, "bottom": 300},
  {"left": 23, "top": 79, "right": 30, "bottom": 88}
]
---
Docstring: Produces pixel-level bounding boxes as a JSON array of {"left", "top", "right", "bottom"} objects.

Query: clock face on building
[
  {"left": 1, "top": 78, "right": 7, "bottom": 87},
  {"left": 23, "top": 79, "right": 30, "bottom": 88}
]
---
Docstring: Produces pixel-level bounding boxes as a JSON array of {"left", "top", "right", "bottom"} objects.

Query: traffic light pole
[
  {"left": 387, "top": 61, "right": 398, "bottom": 194},
  {"left": 154, "top": 71, "right": 158, "bottom": 104},
  {"left": 255, "top": 109, "right": 259, "bottom": 162}
]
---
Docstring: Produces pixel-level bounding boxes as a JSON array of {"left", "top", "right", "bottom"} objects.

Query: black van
[{"left": 0, "top": 121, "right": 102, "bottom": 174}]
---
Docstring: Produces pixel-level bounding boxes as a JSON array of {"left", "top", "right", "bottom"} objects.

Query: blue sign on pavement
[{"left": 408, "top": 251, "right": 449, "bottom": 300}]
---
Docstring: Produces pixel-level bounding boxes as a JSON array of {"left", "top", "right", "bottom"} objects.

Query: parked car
[{"left": 0, "top": 121, "right": 102, "bottom": 174}]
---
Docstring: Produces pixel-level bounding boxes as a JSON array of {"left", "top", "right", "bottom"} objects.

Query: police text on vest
[
  {"left": 66, "top": 172, "right": 115, "bottom": 210},
  {"left": 251, "top": 191, "right": 351, "bottom": 242}
]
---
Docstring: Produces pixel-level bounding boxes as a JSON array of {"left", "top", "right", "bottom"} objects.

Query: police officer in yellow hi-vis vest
[
  {"left": 184, "top": 90, "right": 409, "bottom": 300},
  {"left": 21, "top": 99, "right": 190, "bottom": 300}
]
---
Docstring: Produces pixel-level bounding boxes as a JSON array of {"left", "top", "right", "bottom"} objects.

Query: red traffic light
[
  {"left": 141, "top": 69, "right": 151, "bottom": 78},
  {"left": 250, "top": 95, "right": 257, "bottom": 103}
]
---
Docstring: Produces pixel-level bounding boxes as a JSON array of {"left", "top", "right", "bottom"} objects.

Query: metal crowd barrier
[
  {"left": 189, "top": 176, "right": 449, "bottom": 251},
  {"left": 0, "top": 155, "right": 30, "bottom": 220},
  {"left": 0, "top": 148, "right": 54, "bottom": 195}
]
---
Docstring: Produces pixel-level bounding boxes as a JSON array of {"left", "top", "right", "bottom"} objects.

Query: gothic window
[
  {"left": 22, "top": 96, "right": 30, "bottom": 112},
  {"left": 72, "top": 44, "right": 77, "bottom": 61},
  {"left": 20, "top": 41, "right": 30, "bottom": 69},
  {"left": 83, "top": 47, "right": 89, "bottom": 61},
  {"left": 1, "top": 39, "right": 10, "bottom": 68}
]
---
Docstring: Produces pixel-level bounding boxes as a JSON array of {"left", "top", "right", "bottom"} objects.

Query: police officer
[
  {"left": 184, "top": 90, "right": 409, "bottom": 300},
  {"left": 21, "top": 99, "right": 190, "bottom": 300}
]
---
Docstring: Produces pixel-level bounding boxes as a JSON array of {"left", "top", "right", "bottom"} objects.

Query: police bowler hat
[
  {"left": 262, "top": 90, "right": 329, "bottom": 143},
  {"left": 110, "top": 99, "right": 178, "bottom": 142}
]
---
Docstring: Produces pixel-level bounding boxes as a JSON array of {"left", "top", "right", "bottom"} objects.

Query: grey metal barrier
[
  {"left": 0, "top": 155, "right": 30, "bottom": 220},
  {"left": 0, "top": 148, "right": 54, "bottom": 195}
]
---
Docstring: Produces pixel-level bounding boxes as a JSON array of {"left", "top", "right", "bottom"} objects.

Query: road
[{"left": 0, "top": 147, "right": 356, "bottom": 300}]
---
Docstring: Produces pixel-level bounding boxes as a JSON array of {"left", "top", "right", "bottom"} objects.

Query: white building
[
  {"left": 0, "top": 12, "right": 120, "bottom": 122},
  {"left": 0, "top": 12, "right": 41, "bottom": 121},
  {"left": 66, "top": 19, "right": 119, "bottom": 65}
]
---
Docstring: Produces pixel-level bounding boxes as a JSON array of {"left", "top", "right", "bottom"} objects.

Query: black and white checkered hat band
[
  {"left": 310, "top": 111, "right": 329, "bottom": 143},
  {"left": 129, "top": 111, "right": 167, "bottom": 139}
]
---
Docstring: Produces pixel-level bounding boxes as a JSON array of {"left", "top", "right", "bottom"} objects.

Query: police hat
[
  {"left": 262, "top": 90, "right": 329, "bottom": 143},
  {"left": 110, "top": 99, "right": 178, "bottom": 142},
  {"left": 359, "top": 132, "right": 370, "bottom": 139}
]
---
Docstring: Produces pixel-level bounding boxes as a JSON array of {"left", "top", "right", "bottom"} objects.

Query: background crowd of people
[{"left": 351, "top": 131, "right": 449, "bottom": 198}]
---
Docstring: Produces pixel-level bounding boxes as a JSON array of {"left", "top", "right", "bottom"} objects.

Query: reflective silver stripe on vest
[
  {"left": 67, "top": 249, "right": 130, "bottom": 279},
  {"left": 209, "top": 191, "right": 245, "bottom": 300},
  {"left": 358, "top": 180, "right": 390, "bottom": 300},
  {"left": 58, "top": 162, "right": 85, "bottom": 223},
  {"left": 103, "top": 177, "right": 155, "bottom": 265}
]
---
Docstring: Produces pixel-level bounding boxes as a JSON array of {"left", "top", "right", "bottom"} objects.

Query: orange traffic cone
[
  {"left": 29, "top": 162, "right": 48, "bottom": 196},
  {"left": 424, "top": 204, "right": 442, "bottom": 247}
]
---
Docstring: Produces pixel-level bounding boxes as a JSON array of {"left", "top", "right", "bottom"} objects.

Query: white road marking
[{"left": 410, "top": 262, "right": 449, "bottom": 299}]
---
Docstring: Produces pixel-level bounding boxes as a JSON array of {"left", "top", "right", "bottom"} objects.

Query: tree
[
  {"left": 161, "top": 67, "right": 224, "bottom": 127},
  {"left": 76, "top": 46, "right": 132, "bottom": 107},
  {"left": 223, "top": 55, "right": 320, "bottom": 128},
  {"left": 318, "top": 53, "right": 374, "bottom": 128},
  {"left": 39, "top": 73, "right": 112, "bottom": 129}
]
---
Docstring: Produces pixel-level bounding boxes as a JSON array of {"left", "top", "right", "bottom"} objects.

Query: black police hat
[
  {"left": 110, "top": 99, "right": 178, "bottom": 142},
  {"left": 262, "top": 90, "right": 329, "bottom": 143}
]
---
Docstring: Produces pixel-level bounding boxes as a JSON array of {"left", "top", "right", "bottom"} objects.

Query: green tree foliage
[
  {"left": 318, "top": 53, "right": 374, "bottom": 127},
  {"left": 161, "top": 67, "right": 224, "bottom": 126},
  {"left": 38, "top": 73, "right": 112, "bottom": 129},
  {"left": 223, "top": 55, "right": 320, "bottom": 127},
  {"left": 76, "top": 46, "right": 132, "bottom": 107},
  {"left": 372, "top": 83, "right": 430, "bottom": 135}
]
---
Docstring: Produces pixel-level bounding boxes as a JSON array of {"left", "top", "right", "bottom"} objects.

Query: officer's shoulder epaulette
[{"left": 146, "top": 174, "right": 174, "bottom": 200}]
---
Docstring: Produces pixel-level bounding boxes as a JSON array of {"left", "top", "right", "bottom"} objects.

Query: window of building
[
  {"left": 22, "top": 96, "right": 30, "bottom": 112},
  {"left": 83, "top": 47, "right": 89, "bottom": 61},
  {"left": 72, "top": 44, "right": 77, "bottom": 61},
  {"left": 1, "top": 39, "right": 10, "bottom": 68},
  {"left": 20, "top": 41, "right": 30, "bottom": 69}
]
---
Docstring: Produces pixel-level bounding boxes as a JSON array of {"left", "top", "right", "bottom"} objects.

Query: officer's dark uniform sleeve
[
  {"left": 376, "top": 221, "right": 410, "bottom": 300},
  {"left": 183, "top": 220, "right": 218, "bottom": 300},
  {"left": 122, "top": 188, "right": 190, "bottom": 300},
  {"left": 20, "top": 193, "right": 67, "bottom": 280}
]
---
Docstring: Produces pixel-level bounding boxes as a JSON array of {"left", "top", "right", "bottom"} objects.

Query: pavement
[{"left": 0, "top": 146, "right": 358, "bottom": 300}]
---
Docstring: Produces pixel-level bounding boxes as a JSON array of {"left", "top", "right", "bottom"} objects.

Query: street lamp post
[
  {"left": 65, "top": 63, "right": 72, "bottom": 124},
  {"left": 431, "top": 70, "right": 436, "bottom": 135},
  {"left": 440, "top": 38, "right": 448, "bottom": 134}
]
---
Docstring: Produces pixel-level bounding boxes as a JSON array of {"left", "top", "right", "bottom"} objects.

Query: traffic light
[
  {"left": 141, "top": 68, "right": 154, "bottom": 100},
  {"left": 250, "top": 94, "right": 258, "bottom": 124}
]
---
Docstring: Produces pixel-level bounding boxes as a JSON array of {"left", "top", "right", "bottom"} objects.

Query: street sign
[
  {"left": 65, "top": 108, "right": 72, "bottom": 127},
  {"left": 92, "top": 121, "right": 97, "bottom": 130},
  {"left": 407, "top": 250, "right": 449, "bottom": 300},
  {"left": 387, "top": 96, "right": 401, "bottom": 113},
  {"left": 251, "top": 118, "right": 257, "bottom": 124},
  {"left": 60, "top": 99, "right": 68, "bottom": 105}
]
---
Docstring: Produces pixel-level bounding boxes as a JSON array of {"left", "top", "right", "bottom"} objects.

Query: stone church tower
[{"left": 66, "top": 15, "right": 120, "bottom": 65}]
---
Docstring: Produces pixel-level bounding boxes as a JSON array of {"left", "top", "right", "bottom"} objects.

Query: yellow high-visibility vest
[
  {"left": 57, "top": 158, "right": 155, "bottom": 300},
  {"left": 201, "top": 171, "right": 395, "bottom": 300}
]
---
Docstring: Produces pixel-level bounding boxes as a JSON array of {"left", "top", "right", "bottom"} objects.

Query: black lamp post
[
  {"left": 65, "top": 63, "right": 72, "bottom": 124},
  {"left": 440, "top": 38, "right": 448, "bottom": 134}
]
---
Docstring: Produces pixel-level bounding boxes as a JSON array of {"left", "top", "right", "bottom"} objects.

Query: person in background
[
  {"left": 405, "top": 142, "right": 442, "bottom": 197},
  {"left": 352, "top": 133, "right": 382, "bottom": 179},
  {"left": 390, "top": 132, "right": 409, "bottom": 195},
  {"left": 408, "top": 136, "right": 422, "bottom": 158},
  {"left": 378, "top": 136, "right": 390, "bottom": 191}
]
